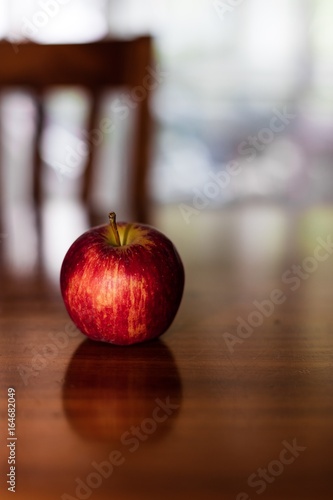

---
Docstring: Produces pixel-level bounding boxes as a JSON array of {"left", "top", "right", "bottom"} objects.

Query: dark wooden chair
[{"left": 0, "top": 36, "right": 153, "bottom": 224}]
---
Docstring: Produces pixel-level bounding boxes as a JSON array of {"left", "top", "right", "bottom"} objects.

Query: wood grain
[{"left": 1, "top": 203, "right": 333, "bottom": 499}]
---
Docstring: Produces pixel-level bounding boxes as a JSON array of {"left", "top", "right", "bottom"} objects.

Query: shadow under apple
[{"left": 62, "top": 338, "right": 182, "bottom": 444}]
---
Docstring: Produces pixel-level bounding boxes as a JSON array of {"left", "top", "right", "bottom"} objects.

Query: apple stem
[{"left": 108, "top": 212, "right": 121, "bottom": 246}]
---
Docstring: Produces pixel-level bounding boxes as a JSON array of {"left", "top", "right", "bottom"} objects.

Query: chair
[{"left": 0, "top": 36, "right": 153, "bottom": 224}]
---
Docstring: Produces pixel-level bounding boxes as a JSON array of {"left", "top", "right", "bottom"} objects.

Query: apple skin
[{"left": 60, "top": 220, "right": 185, "bottom": 345}]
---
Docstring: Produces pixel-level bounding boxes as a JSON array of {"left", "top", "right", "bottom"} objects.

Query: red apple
[{"left": 60, "top": 213, "right": 184, "bottom": 345}]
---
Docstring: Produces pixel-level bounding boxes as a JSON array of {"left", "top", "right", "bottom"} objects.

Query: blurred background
[{"left": 0, "top": 0, "right": 332, "bottom": 283}]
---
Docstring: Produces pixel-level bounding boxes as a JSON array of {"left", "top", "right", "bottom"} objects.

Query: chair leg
[
  {"left": 131, "top": 97, "right": 152, "bottom": 224},
  {"left": 32, "top": 92, "right": 45, "bottom": 270},
  {"left": 33, "top": 94, "right": 44, "bottom": 210},
  {"left": 82, "top": 92, "right": 100, "bottom": 219}
]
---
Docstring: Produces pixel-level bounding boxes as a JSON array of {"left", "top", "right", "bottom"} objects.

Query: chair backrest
[{"left": 0, "top": 36, "right": 153, "bottom": 223}]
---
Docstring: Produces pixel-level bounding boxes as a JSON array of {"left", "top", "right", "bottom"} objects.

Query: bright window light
[
  {"left": 313, "top": 0, "right": 333, "bottom": 55},
  {"left": 2, "top": 0, "right": 109, "bottom": 44},
  {"left": 241, "top": 0, "right": 303, "bottom": 70}
]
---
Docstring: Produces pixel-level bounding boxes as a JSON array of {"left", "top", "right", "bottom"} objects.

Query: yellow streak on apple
[
  {"left": 128, "top": 277, "right": 147, "bottom": 338},
  {"left": 104, "top": 220, "right": 154, "bottom": 338},
  {"left": 105, "top": 221, "right": 156, "bottom": 251},
  {"left": 66, "top": 247, "right": 112, "bottom": 339}
]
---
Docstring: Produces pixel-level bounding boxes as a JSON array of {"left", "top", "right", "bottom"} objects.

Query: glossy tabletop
[{"left": 1, "top": 203, "right": 333, "bottom": 500}]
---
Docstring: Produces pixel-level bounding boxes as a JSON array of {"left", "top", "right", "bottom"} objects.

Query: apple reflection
[{"left": 62, "top": 339, "right": 182, "bottom": 444}]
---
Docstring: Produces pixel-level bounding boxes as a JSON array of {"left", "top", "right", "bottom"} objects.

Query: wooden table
[{"left": 1, "top": 203, "right": 333, "bottom": 499}]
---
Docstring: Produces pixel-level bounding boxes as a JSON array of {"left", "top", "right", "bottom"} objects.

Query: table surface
[{"left": 1, "top": 203, "right": 333, "bottom": 500}]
